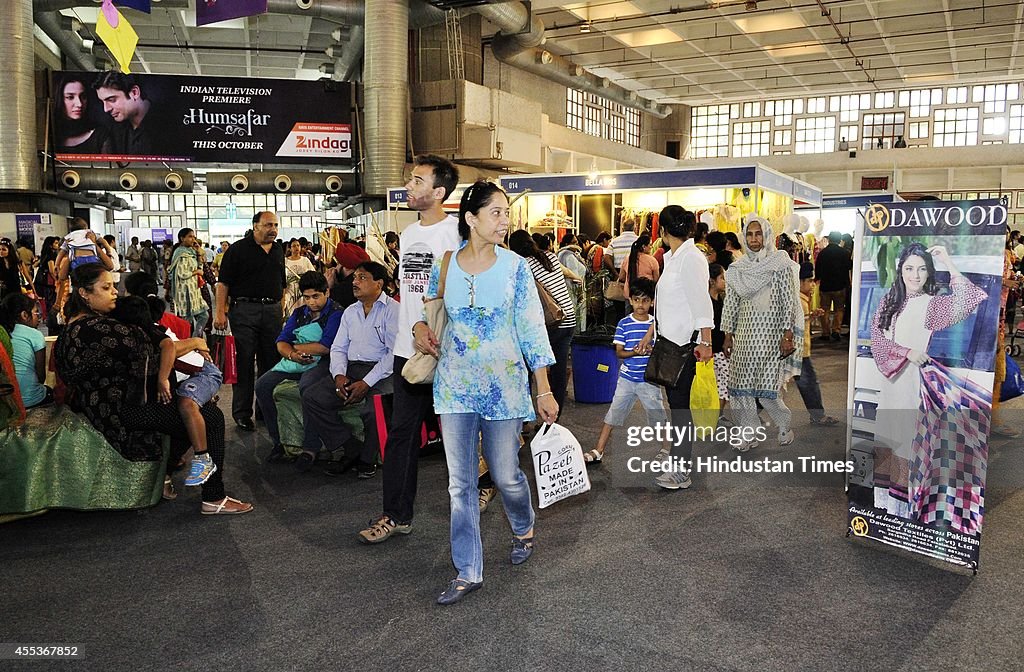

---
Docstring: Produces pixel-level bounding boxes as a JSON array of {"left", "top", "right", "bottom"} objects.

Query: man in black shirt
[
  {"left": 814, "top": 231, "right": 852, "bottom": 341},
  {"left": 214, "top": 211, "right": 286, "bottom": 430}
]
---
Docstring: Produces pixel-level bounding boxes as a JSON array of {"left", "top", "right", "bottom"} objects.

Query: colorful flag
[{"left": 196, "top": 0, "right": 268, "bottom": 27}]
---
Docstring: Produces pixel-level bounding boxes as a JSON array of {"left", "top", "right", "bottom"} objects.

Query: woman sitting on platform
[{"left": 54, "top": 263, "right": 252, "bottom": 515}]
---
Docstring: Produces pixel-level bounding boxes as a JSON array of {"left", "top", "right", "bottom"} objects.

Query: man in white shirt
[
  {"left": 358, "top": 154, "right": 460, "bottom": 545},
  {"left": 103, "top": 235, "right": 123, "bottom": 288},
  {"left": 609, "top": 218, "right": 639, "bottom": 271}
]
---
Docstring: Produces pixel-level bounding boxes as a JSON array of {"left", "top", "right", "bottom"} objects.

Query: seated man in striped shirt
[{"left": 302, "top": 261, "right": 399, "bottom": 479}]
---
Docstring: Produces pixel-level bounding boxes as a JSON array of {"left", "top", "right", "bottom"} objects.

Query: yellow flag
[{"left": 96, "top": 7, "right": 138, "bottom": 73}]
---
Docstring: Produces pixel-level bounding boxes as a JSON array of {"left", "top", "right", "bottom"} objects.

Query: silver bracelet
[{"left": 536, "top": 391, "right": 554, "bottom": 399}]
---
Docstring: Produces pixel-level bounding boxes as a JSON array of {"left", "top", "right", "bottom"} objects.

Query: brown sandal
[
  {"left": 162, "top": 477, "right": 177, "bottom": 501},
  {"left": 201, "top": 496, "right": 253, "bottom": 515}
]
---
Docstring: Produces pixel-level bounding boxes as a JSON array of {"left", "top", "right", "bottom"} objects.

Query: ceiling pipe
[
  {"left": 475, "top": 1, "right": 672, "bottom": 118},
  {"left": 330, "top": 25, "right": 364, "bottom": 82},
  {"left": 34, "top": 10, "right": 95, "bottom": 71}
]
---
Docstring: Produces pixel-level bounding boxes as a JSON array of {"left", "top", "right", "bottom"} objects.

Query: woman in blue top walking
[{"left": 414, "top": 181, "right": 558, "bottom": 605}]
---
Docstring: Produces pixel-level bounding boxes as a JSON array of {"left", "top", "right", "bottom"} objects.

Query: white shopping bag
[{"left": 530, "top": 423, "right": 591, "bottom": 509}]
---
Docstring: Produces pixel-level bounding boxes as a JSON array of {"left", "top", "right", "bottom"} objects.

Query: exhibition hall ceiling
[{"left": 57, "top": 1, "right": 1024, "bottom": 105}]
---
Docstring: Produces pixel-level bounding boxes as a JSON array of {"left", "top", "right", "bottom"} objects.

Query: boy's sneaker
[
  {"left": 185, "top": 452, "right": 217, "bottom": 487},
  {"left": 654, "top": 471, "right": 692, "bottom": 490}
]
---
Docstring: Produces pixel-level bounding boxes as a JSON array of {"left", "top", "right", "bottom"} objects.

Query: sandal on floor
[
  {"left": 583, "top": 449, "right": 603, "bottom": 464},
  {"left": 811, "top": 416, "right": 840, "bottom": 426},
  {"left": 162, "top": 477, "right": 177, "bottom": 501},
  {"left": 201, "top": 496, "right": 253, "bottom": 516}
]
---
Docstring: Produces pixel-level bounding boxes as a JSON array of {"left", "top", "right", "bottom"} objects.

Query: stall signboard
[
  {"left": 846, "top": 199, "right": 1006, "bottom": 571},
  {"left": 52, "top": 71, "right": 351, "bottom": 165},
  {"left": 500, "top": 167, "right": 759, "bottom": 194},
  {"left": 498, "top": 166, "right": 822, "bottom": 205},
  {"left": 15, "top": 214, "right": 41, "bottom": 250}
]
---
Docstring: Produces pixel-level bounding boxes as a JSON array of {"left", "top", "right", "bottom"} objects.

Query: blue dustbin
[{"left": 571, "top": 331, "right": 621, "bottom": 403}]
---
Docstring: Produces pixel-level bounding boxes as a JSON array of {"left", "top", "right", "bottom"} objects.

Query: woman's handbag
[
  {"left": 644, "top": 333, "right": 695, "bottom": 388},
  {"left": 402, "top": 251, "right": 452, "bottom": 385},
  {"left": 535, "top": 280, "right": 564, "bottom": 326},
  {"left": 604, "top": 280, "right": 626, "bottom": 302}
]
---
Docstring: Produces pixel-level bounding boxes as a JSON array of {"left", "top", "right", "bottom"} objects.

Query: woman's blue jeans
[{"left": 441, "top": 413, "right": 535, "bottom": 584}]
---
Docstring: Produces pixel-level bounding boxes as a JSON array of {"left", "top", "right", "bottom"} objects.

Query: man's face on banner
[{"left": 96, "top": 85, "right": 141, "bottom": 123}]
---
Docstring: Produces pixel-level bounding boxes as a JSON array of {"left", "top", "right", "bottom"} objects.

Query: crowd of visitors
[{"left": 12, "top": 155, "right": 1024, "bottom": 606}]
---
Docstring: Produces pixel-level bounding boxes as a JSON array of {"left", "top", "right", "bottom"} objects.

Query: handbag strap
[{"left": 436, "top": 250, "right": 453, "bottom": 299}]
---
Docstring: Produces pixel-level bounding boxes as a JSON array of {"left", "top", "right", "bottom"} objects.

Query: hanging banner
[
  {"left": 52, "top": 71, "right": 351, "bottom": 165},
  {"left": 196, "top": 0, "right": 267, "bottom": 26},
  {"left": 846, "top": 199, "right": 1007, "bottom": 571}
]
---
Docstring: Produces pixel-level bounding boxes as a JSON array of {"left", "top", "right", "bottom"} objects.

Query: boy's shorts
[
  {"left": 603, "top": 377, "right": 667, "bottom": 427},
  {"left": 177, "top": 361, "right": 223, "bottom": 407},
  {"left": 69, "top": 254, "right": 101, "bottom": 270}
]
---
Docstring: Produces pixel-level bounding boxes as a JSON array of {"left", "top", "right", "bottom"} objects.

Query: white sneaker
[
  {"left": 734, "top": 439, "right": 760, "bottom": 453},
  {"left": 778, "top": 429, "right": 795, "bottom": 446},
  {"left": 654, "top": 471, "right": 692, "bottom": 490}
]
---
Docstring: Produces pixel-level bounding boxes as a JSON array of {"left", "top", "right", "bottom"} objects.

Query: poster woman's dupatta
[{"left": 902, "top": 361, "right": 990, "bottom": 535}]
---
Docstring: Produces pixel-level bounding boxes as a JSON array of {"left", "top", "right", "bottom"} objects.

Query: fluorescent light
[
  {"left": 614, "top": 29, "right": 684, "bottom": 48},
  {"left": 763, "top": 42, "right": 826, "bottom": 58},
  {"left": 564, "top": 2, "right": 643, "bottom": 22},
  {"left": 733, "top": 14, "right": 806, "bottom": 33}
]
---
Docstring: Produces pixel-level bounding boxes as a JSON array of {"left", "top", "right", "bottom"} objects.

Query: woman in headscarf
[
  {"left": 168, "top": 228, "right": 208, "bottom": 337},
  {"left": 722, "top": 216, "right": 803, "bottom": 451}
]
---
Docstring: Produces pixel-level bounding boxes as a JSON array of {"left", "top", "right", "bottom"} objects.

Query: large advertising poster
[
  {"left": 846, "top": 199, "right": 1006, "bottom": 571},
  {"left": 52, "top": 71, "right": 351, "bottom": 165}
]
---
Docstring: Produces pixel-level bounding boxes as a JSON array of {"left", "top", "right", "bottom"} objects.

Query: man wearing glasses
[{"left": 302, "top": 261, "right": 399, "bottom": 479}]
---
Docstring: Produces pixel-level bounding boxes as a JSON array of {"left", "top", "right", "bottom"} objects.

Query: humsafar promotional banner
[
  {"left": 846, "top": 199, "right": 1006, "bottom": 571},
  {"left": 51, "top": 71, "right": 351, "bottom": 164}
]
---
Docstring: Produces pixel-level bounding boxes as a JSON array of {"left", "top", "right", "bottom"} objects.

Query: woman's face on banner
[
  {"left": 901, "top": 254, "right": 930, "bottom": 294},
  {"left": 63, "top": 81, "right": 87, "bottom": 120}
]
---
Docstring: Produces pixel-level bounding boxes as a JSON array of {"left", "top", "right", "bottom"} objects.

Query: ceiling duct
[
  {"left": 476, "top": 1, "right": 672, "bottom": 118},
  {"left": 57, "top": 168, "right": 195, "bottom": 192},
  {"left": 362, "top": 0, "right": 408, "bottom": 196},
  {"left": 205, "top": 171, "right": 358, "bottom": 195}
]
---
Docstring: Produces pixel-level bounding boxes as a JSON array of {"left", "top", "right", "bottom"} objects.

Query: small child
[
  {"left": 54, "top": 219, "right": 114, "bottom": 317},
  {"left": 112, "top": 295, "right": 223, "bottom": 489},
  {"left": 57, "top": 218, "right": 114, "bottom": 279},
  {"left": 587, "top": 277, "right": 669, "bottom": 463},
  {"left": 708, "top": 264, "right": 730, "bottom": 423},
  {"left": 1, "top": 293, "right": 53, "bottom": 408},
  {"left": 797, "top": 262, "right": 838, "bottom": 426}
]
